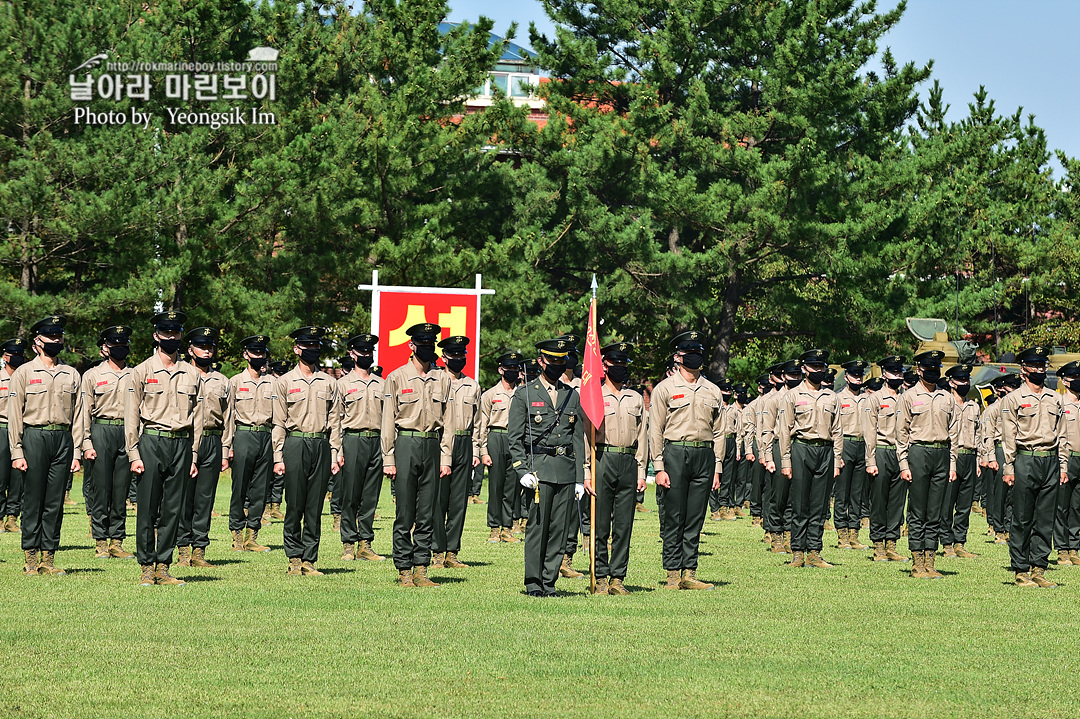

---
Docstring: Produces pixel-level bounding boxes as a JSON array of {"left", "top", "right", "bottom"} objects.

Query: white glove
[
  {"left": 575, "top": 483, "right": 585, "bottom": 501},
  {"left": 520, "top": 472, "right": 538, "bottom": 489}
]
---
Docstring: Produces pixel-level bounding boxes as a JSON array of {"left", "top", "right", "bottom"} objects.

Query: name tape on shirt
[
  {"left": 97, "top": 380, "right": 109, "bottom": 387},
  {"left": 347, "top": 388, "right": 359, "bottom": 394},
  {"left": 29, "top": 379, "right": 42, "bottom": 385},
  {"left": 146, "top": 378, "right": 159, "bottom": 384},
  {"left": 672, "top": 394, "right": 684, "bottom": 400},
  {"left": 289, "top": 388, "right": 302, "bottom": 394},
  {"left": 401, "top": 388, "right": 414, "bottom": 395},
  {"left": 239, "top": 387, "right": 250, "bottom": 392},
  {"left": 531, "top": 401, "right": 545, "bottom": 407}
]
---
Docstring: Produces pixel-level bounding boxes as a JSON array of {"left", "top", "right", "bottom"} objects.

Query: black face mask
[
  {"left": 501, "top": 369, "right": 520, "bottom": 384},
  {"left": 40, "top": 341, "right": 64, "bottom": 358},
  {"left": 6, "top": 354, "right": 26, "bottom": 369},
  {"left": 952, "top": 383, "right": 970, "bottom": 397},
  {"left": 107, "top": 345, "right": 130, "bottom": 362},
  {"left": 192, "top": 355, "right": 213, "bottom": 368},
  {"left": 249, "top": 356, "right": 268, "bottom": 371},
  {"left": 920, "top": 368, "right": 941, "bottom": 383},
  {"left": 1067, "top": 379, "right": 1080, "bottom": 394},
  {"left": 543, "top": 362, "right": 564, "bottom": 382},
  {"left": 299, "top": 347, "right": 321, "bottom": 365},
  {"left": 158, "top": 338, "right": 181, "bottom": 355},
  {"left": 846, "top": 378, "right": 863, "bottom": 392},
  {"left": 605, "top": 365, "right": 629, "bottom": 384},
  {"left": 736, "top": 393, "right": 749, "bottom": 405},
  {"left": 680, "top": 353, "right": 704, "bottom": 370},
  {"left": 354, "top": 355, "right": 373, "bottom": 370},
  {"left": 413, "top": 345, "right": 437, "bottom": 363},
  {"left": 807, "top": 370, "right": 829, "bottom": 385},
  {"left": 446, "top": 357, "right": 467, "bottom": 373},
  {"left": 785, "top": 377, "right": 802, "bottom": 389},
  {"left": 885, "top": 377, "right": 904, "bottom": 390},
  {"left": 1026, "top": 371, "right": 1046, "bottom": 386}
]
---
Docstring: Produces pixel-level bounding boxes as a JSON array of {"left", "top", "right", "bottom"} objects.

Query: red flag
[{"left": 580, "top": 298, "right": 604, "bottom": 428}]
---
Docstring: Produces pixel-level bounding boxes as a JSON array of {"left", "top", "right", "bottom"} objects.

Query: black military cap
[
  {"left": 670, "top": 330, "right": 704, "bottom": 351},
  {"left": 406, "top": 323, "right": 440, "bottom": 343},
  {"left": 732, "top": 382, "right": 749, "bottom": 395},
  {"left": 290, "top": 325, "right": 327, "bottom": 344},
  {"left": 347, "top": 333, "right": 378, "bottom": 352},
  {"left": 186, "top": 327, "right": 219, "bottom": 347},
  {"left": 877, "top": 355, "right": 906, "bottom": 372},
  {"left": 1016, "top": 345, "right": 1051, "bottom": 366},
  {"left": 989, "top": 376, "right": 1007, "bottom": 390},
  {"left": 240, "top": 335, "right": 270, "bottom": 351},
  {"left": 799, "top": 349, "right": 830, "bottom": 366},
  {"left": 864, "top": 377, "right": 884, "bottom": 392},
  {"left": 1059, "top": 360, "right": 1080, "bottom": 378},
  {"left": 1, "top": 338, "right": 26, "bottom": 355},
  {"left": 945, "top": 364, "right": 973, "bottom": 380},
  {"left": 841, "top": 359, "right": 869, "bottom": 375},
  {"left": 935, "top": 376, "right": 951, "bottom": 391},
  {"left": 716, "top": 378, "right": 733, "bottom": 392},
  {"left": 903, "top": 370, "right": 919, "bottom": 385},
  {"left": 151, "top": 310, "right": 186, "bottom": 332},
  {"left": 768, "top": 361, "right": 785, "bottom": 377},
  {"left": 601, "top": 342, "right": 633, "bottom": 363},
  {"left": 270, "top": 360, "right": 290, "bottom": 376},
  {"left": 372, "top": 365, "right": 384, "bottom": 378},
  {"left": 1002, "top": 373, "right": 1022, "bottom": 388},
  {"left": 913, "top": 350, "right": 945, "bottom": 367},
  {"left": 438, "top": 335, "right": 470, "bottom": 353},
  {"left": 780, "top": 359, "right": 803, "bottom": 374},
  {"left": 30, "top": 315, "right": 67, "bottom": 335},
  {"left": 98, "top": 325, "right": 132, "bottom": 345},
  {"left": 340, "top": 355, "right": 355, "bottom": 372},
  {"left": 536, "top": 338, "right": 573, "bottom": 360},
  {"left": 558, "top": 333, "right": 581, "bottom": 347},
  {"left": 756, "top": 373, "right": 770, "bottom": 387},
  {"left": 497, "top": 351, "right": 524, "bottom": 367}
]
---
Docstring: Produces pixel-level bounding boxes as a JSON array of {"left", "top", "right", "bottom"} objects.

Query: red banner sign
[{"left": 375, "top": 290, "right": 480, "bottom": 378}]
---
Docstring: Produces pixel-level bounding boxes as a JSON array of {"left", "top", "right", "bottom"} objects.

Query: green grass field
[{"left": 2, "top": 472, "right": 1078, "bottom": 719}]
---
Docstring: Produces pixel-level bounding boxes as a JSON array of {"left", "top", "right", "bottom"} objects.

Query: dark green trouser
[
  {"left": 593, "top": 451, "right": 637, "bottom": 579},
  {"left": 339, "top": 433, "right": 383, "bottom": 544},
  {"left": 328, "top": 471, "right": 341, "bottom": 516},
  {"left": 230, "top": 428, "right": 273, "bottom": 532},
  {"left": 20, "top": 427, "right": 73, "bottom": 552},
  {"left": 905, "top": 444, "right": 949, "bottom": 553},
  {"left": 1054, "top": 455, "right": 1080, "bottom": 551},
  {"left": 660, "top": 444, "right": 713, "bottom": 571},
  {"left": 515, "top": 475, "right": 534, "bottom": 522},
  {"left": 178, "top": 434, "right": 222, "bottom": 549},
  {"left": 994, "top": 445, "right": 1012, "bottom": 534},
  {"left": 433, "top": 434, "right": 472, "bottom": 554},
  {"left": 749, "top": 439, "right": 764, "bottom": 517},
  {"left": 1009, "top": 453, "right": 1059, "bottom": 571},
  {"left": 524, "top": 480, "right": 575, "bottom": 595},
  {"left": 789, "top": 441, "right": 832, "bottom": 552},
  {"left": 832, "top": 439, "right": 866, "bottom": 530},
  {"left": 735, "top": 453, "right": 752, "bottom": 508},
  {"left": 0, "top": 426, "right": 24, "bottom": 518},
  {"left": 941, "top": 452, "right": 976, "bottom": 545},
  {"left": 392, "top": 433, "right": 438, "bottom": 571},
  {"left": 86, "top": 423, "right": 131, "bottom": 540},
  {"left": 711, "top": 436, "right": 737, "bottom": 511},
  {"left": 870, "top": 447, "right": 906, "bottom": 542},
  {"left": 282, "top": 435, "right": 330, "bottom": 563},
  {"left": 984, "top": 445, "right": 1001, "bottom": 531},
  {"left": 765, "top": 443, "right": 791, "bottom": 535},
  {"left": 469, "top": 461, "right": 484, "bottom": 497},
  {"left": 135, "top": 433, "right": 190, "bottom": 565},
  {"left": 485, "top": 430, "right": 515, "bottom": 529}
]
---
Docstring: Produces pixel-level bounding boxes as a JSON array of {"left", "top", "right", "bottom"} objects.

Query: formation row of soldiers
[{"left": 4, "top": 313, "right": 1077, "bottom": 592}]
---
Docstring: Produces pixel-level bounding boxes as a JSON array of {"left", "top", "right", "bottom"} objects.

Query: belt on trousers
[
  {"left": 1071, "top": 451, "right": 1080, "bottom": 457},
  {"left": 1017, "top": 449, "right": 1055, "bottom": 457},
  {"left": 877, "top": 444, "right": 897, "bottom": 452},
  {"left": 0, "top": 422, "right": 6, "bottom": 429},
  {"left": 454, "top": 430, "right": 472, "bottom": 436},
  {"left": 913, "top": 441, "right": 949, "bottom": 449},
  {"left": 93, "top": 418, "right": 124, "bottom": 426},
  {"left": 28, "top": 423, "right": 70, "bottom": 431},
  {"left": 344, "top": 429, "right": 379, "bottom": 437},
  {"left": 288, "top": 431, "right": 327, "bottom": 439},
  {"left": 724, "top": 433, "right": 735, "bottom": 439},
  {"left": 957, "top": 448, "right": 976, "bottom": 455},
  {"left": 398, "top": 429, "right": 438, "bottom": 439},
  {"left": 489, "top": 427, "right": 508, "bottom": 433},
  {"left": 237, "top": 423, "right": 270, "bottom": 433},
  {"left": 597, "top": 444, "right": 636, "bottom": 455},
  {"left": 843, "top": 435, "right": 865, "bottom": 442},
  {"left": 667, "top": 440, "right": 711, "bottom": 448},
  {"left": 794, "top": 438, "right": 831, "bottom": 447},
  {"left": 144, "top": 428, "right": 190, "bottom": 439},
  {"left": 533, "top": 444, "right": 574, "bottom": 457},
  {"left": 202, "top": 429, "right": 223, "bottom": 436}
]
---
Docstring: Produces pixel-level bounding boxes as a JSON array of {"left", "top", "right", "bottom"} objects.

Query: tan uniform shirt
[
  {"left": 865, "top": 388, "right": 901, "bottom": 470},
  {"left": 73, "top": 362, "right": 131, "bottom": 453},
  {"left": 1000, "top": 384, "right": 1067, "bottom": 476},
  {"left": 951, "top": 399, "right": 982, "bottom": 451},
  {"left": 336, "top": 371, "right": 384, "bottom": 432},
  {"left": 7, "top": 356, "right": 81, "bottom": 462},
  {"left": 222, "top": 369, "right": 275, "bottom": 455},
  {"left": 443, "top": 371, "right": 481, "bottom": 460},
  {"left": 270, "top": 366, "right": 342, "bottom": 465},
  {"left": 477, "top": 381, "right": 516, "bottom": 457},
  {"left": 837, "top": 386, "right": 870, "bottom": 439},
  {"left": 0, "top": 367, "right": 14, "bottom": 423},
  {"left": 722, "top": 401, "right": 740, "bottom": 438},
  {"left": 648, "top": 371, "right": 726, "bottom": 475},
  {"left": 1062, "top": 394, "right": 1080, "bottom": 457},
  {"left": 758, "top": 386, "right": 789, "bottom": 460},
  {"left": 777, "top": 381, "right": 843, "bottom": 470},
  {"left": 896, "top": 382, "right": 958, "bottom": 475},
  {"left": 587, "top": 384, "right": 648, "bottom": 481},
  {"left": 978, "top": 401, "right": 1003, "bottom": 465},
  {"left": 738, "top": 401, "right": 755, "bottom": 456},
  {"left": 380, "top": 360, "right": 453, "bottom": 468},
  {"left": 122, "top": 353, "right": 205, "bottom": 464}
]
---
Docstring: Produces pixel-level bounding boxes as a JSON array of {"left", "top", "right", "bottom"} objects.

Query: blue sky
[{"left": 446, "top": 0, "right": 1080, "bottom": 173}]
